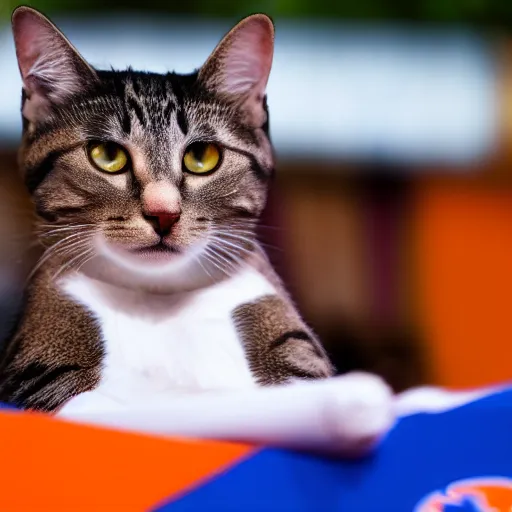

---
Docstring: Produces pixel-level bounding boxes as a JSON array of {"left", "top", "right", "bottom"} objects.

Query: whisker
[
  {"left": 202, "top": 253, "right": 228, "bottom": 278},
  {"left": 190, "top": 244, "right": 215, "bottom": 282},
  {"left": 255, "top": 224, "right": 283, "bottom": 231},
  {"left": 211, "top": 230, "right": 256, "bottom": 244},
  {"left": 222, "top": 233, "right": 282, "bottom": 253},
  {"left": 207, "top": 240, "right": 247, "bottom": 272},
  {"left": 37, "top": 224, "right": 96, "bottom": 236},
  {"left": 212, "top": 227, "right": 283, "bottom": 253},
  {"left": 27, "top": 231, "right": 95, "bottom": 282},
  {"left": 53, "top": 246, "right": 95, "bottom": 281},
  {"left": 32, "top": 232, "right": 85, "bottom": 263},
  {"left": 205, "top": 244, "right": 237, "bottom": 272},
  {"left": 203, "top": 246, "right": 234, "bottom": 276},
  {"left": 212, "top": 228, "right": 256, "bottom": 237},
  {"left": 37, "top": 222, "right": 95, "bottom": 229},
  {"left": 226, "top": 220, "right": 283, "bottom": 234},
  {"left": 208, "top": 235, "right": 255, "bottom": 259},
  {"left": 215, "top": 189, "right": 239, "bottom": 199},
  {"left": 206, "top": 245, "right": 240, "bottom": 276},
  {"left": 39, "top": 229, "right": 91, "bottom": 250},
  {"left": 196, "top": 254, "right": 216, "bottom": 281},
  {"left": 77, "top": 251, "right": 97, "bottom": 273}
]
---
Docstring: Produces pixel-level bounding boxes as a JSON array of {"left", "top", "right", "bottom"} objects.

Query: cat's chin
[
  {"left": 100, "top": 239, "right": 197, "bottom": 271},
  {"left": 82, "top": 234, "right": 215, "bottom": 293}
]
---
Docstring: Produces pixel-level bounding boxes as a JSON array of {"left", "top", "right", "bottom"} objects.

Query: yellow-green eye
[
  {"left": 88, "top": 142, "right": 129, "bottom": 173},
  {"left": 183, "top": 142, "right": 221, "bottom": 175}
]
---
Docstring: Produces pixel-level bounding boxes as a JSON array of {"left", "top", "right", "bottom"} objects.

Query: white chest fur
[{"left": 60, "top": 266, "right": 276, "bottom": 405}]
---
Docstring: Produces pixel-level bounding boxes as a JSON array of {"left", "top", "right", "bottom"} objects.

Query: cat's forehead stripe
[
  {"left": 20, "top": 68, "right": 273, "bottom": 196},
  {"left": 117, "top": 72, "right": 192, "bottom": 138}
]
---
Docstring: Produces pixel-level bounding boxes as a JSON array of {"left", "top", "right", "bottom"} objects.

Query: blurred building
[{"left": 0, "top": 16, "right": 511, "bottom": 391}]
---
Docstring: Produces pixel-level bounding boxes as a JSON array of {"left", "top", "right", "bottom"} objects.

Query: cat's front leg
[
  {"left": 233, "top": 294, "right": 334, "bottom": 384},
  {"left": 233, "top": 295, "right": 395, "bottom": 455},
  {"left": 0, "top": 271, "right": 104, "bottom": 412}
]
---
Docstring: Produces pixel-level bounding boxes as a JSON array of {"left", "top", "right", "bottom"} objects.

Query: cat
[{"left": 0, "top": 6, "right": 398, "bottom": 449}]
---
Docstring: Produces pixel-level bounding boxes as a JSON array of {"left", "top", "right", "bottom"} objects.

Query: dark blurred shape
[
  {"left": 0, "top": 152, "right": 39, "bottom": 348},
  {"left": 319, "top": 325, "right": 427, "bottom": 392}
]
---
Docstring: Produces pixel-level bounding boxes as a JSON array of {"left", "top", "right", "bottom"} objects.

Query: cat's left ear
[
  {"left": 199, "top": 14, "right": 274, "bottom": 127},
  {"left": 11, "top": 6, "right": 98, "bottom": 125}
]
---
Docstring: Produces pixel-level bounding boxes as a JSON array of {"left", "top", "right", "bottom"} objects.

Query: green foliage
[{"left": 0, "top": 0, "right": 511, "bottom": 27}]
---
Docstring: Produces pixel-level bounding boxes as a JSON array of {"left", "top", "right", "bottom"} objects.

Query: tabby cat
[{"left": 0, "top": 6, "right": 393, "bottom": 428}]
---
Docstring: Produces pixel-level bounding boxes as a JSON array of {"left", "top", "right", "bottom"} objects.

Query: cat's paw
[{"left": 324, "top": 372, "right": 395, "bottom": 457}]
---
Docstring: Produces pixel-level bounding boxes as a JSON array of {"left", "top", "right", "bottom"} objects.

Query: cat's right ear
[{"left": 11, "top": 6, "right": 98, "bottom": 125}]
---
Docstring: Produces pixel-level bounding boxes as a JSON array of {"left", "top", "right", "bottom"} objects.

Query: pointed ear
[
  {"left": 198, "top": 14, "right": 274, "bottom": 127},
  {"left": 11, "top": 6, "right": 98, "bottom": 125}
]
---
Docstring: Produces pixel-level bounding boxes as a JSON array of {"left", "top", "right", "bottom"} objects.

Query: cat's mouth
[
  {"left": 133, "top": 242, "right": 180, "bottom": 253},
  {"left": 129, "top": 242, "right": 181, "bottom": 262}
]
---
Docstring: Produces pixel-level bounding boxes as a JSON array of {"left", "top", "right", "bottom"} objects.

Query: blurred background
[{"left": 1, "top": 0, "right": 512, "bottom": 392}]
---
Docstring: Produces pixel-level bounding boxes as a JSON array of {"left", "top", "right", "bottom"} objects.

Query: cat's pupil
[
  {"left": 104, "top": 142, "right": 119, "bottom": 161},
  {"left": 189, "top": 142, "right": 207, "bottom": 161}
]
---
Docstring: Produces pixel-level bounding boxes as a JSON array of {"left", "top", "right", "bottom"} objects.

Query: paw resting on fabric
[
  {"left": 319, "top": 372, "right": 395, "bottom": 457},
  {"left": 57, "top": 371, "right": 494, "bottom": 458},
  {"left": 58, "top": 371, "right": 395, "bottom": 457},
  {"left": 314, "top": 373, "right": 496, "bottom": 456}
]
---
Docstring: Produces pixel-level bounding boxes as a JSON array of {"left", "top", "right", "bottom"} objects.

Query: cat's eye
[
  {"left": 88, "top": 142, "right": 129, "bottom": 173},
  {"left": 183, "top": 142, "right": 221, "bottom": 175}
]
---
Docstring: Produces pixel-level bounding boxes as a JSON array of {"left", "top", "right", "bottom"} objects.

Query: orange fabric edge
[{"left": 0, "top": 410, "right": 254, "bottom": 512}]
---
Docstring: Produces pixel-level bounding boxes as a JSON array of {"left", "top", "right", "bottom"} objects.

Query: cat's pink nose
[
  {"left": 144, "top": 211, "right": 181, "bottom": 237},
  {"left": 142, "top": 182, "right": 181, "bottom": 237}
]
